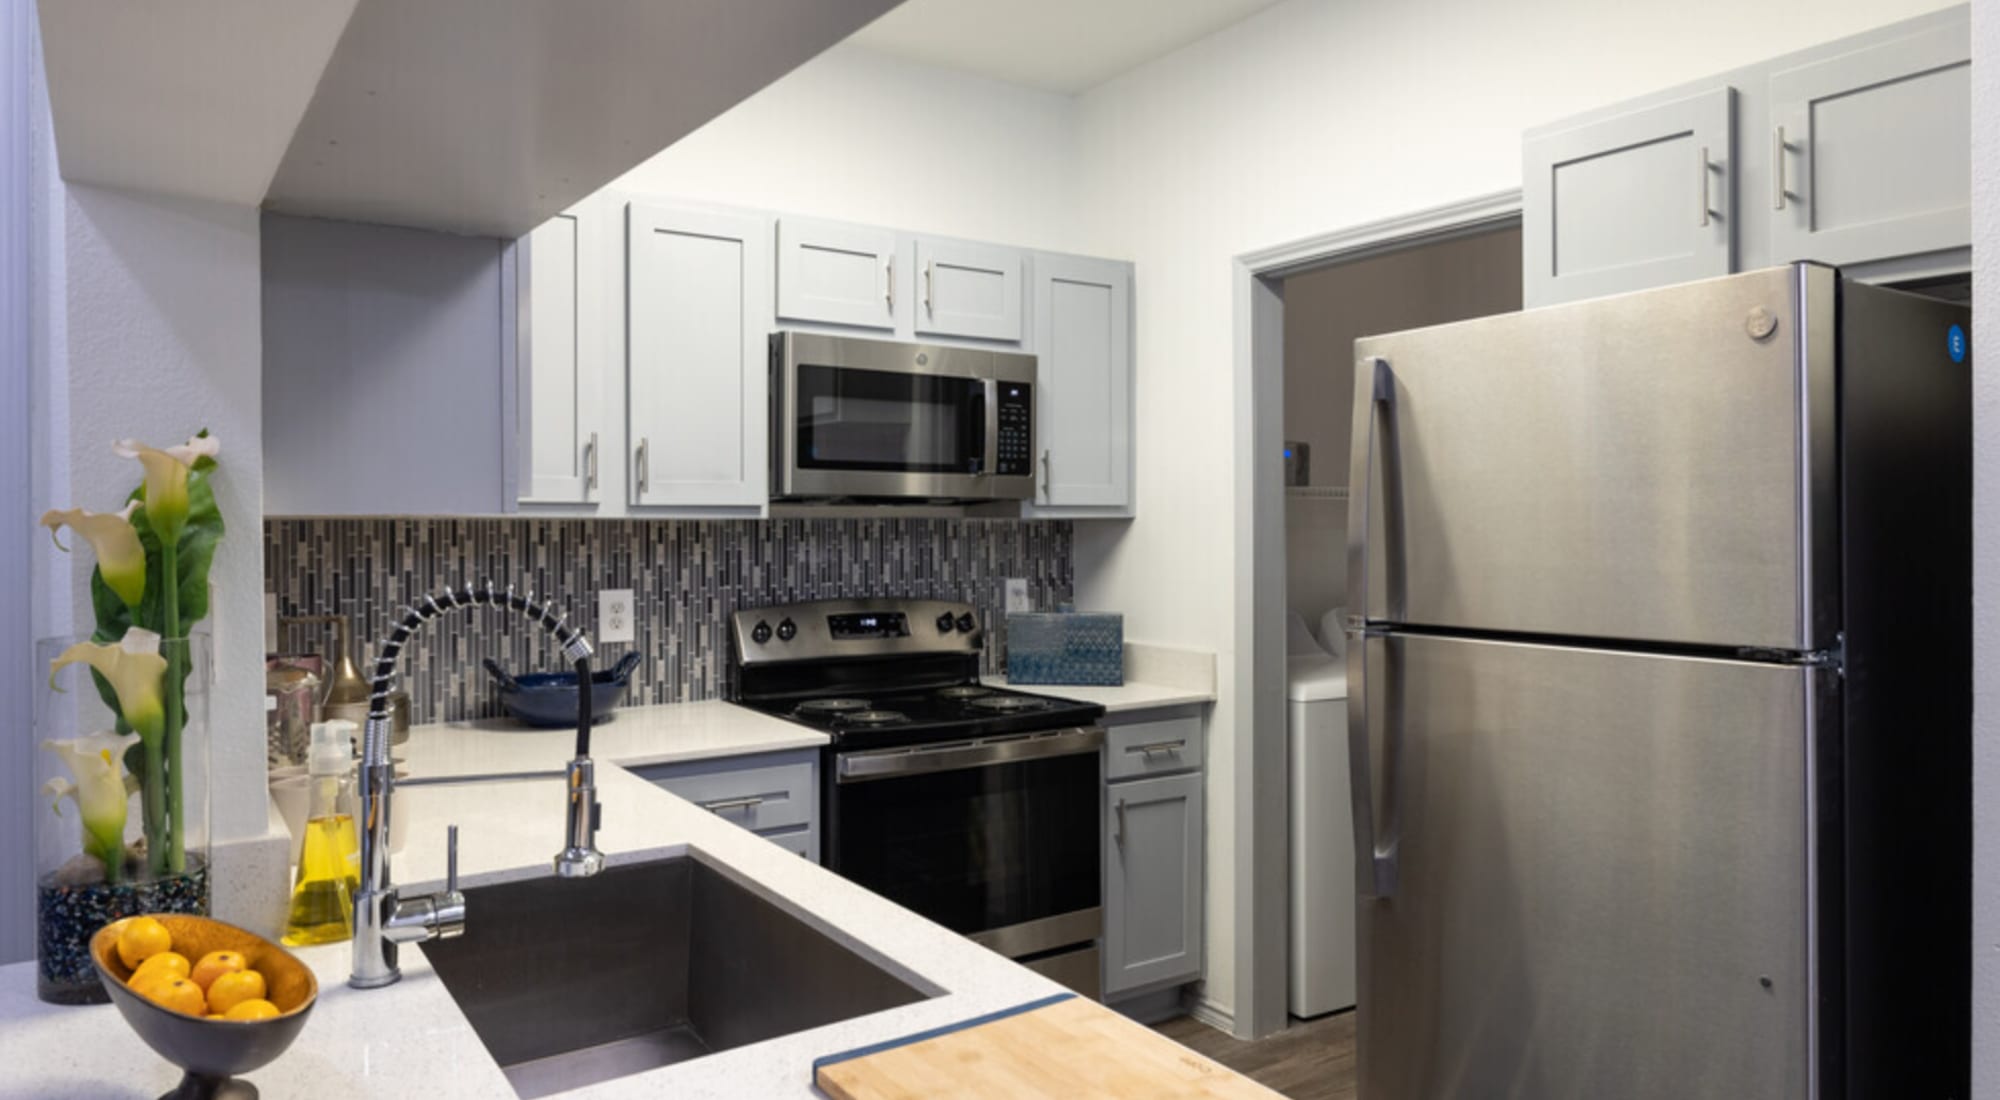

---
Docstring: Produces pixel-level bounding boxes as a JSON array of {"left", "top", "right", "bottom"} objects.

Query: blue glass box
[{"left": 1005, "top": 612, "right": 1124, "bottom": 686}]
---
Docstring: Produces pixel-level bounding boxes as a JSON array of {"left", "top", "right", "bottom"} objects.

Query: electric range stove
[{"left": 729, "top": 598, "right": 1108, "bottom": 998}]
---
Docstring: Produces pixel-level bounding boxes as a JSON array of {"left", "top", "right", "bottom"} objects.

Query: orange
[
  {"left": 115, "top": 917, "right": 173, "bottom": 970},
  {"left": 188, "top": 950, "right": 247, "bottom": 993},
  {"left": 129, "top": 951, "right": 191, "bottom": 986},
  {"left": 205, "top": 969, "right": 267, "bottom": 1015},
  {"left": 140, "top": 977, "right": 207, "bottom": 1016},
  {"left": 222, "top": 998, "right": 280, "bottom": 1021}
]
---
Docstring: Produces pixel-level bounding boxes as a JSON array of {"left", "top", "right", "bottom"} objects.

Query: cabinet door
[
  {"left": 1104, "top": 771, "right": 1203, "bottom": 996},
  {"left": 1769, "top": 19, "right": 1969, "bottom": 267},
  {"left": 517, "top": 206, "right": 605, "bottom": 505},
  {"left": 1028, "top": 255, "right": 1132, "bottom": 513},
  {"left": 626, "top": 202, "right": 772, "bottom": 509},
  {"left": 776, "top": 217, "right": 898, "bottom": 330},
  {"left": 913, "top": 238, "right": 1023, "bottom": 342},
  {"left": 1522, "top": 87, "right": 1734, "bottom": 307}
]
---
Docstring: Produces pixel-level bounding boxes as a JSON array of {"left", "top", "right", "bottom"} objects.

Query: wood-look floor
[{"left": 1154, "top": 1012, "right": 1357, "bottom": 1100}]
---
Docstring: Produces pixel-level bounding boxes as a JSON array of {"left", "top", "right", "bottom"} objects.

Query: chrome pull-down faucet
[{"left": 349, "top": 582, "right": 605, "bottom": 990}]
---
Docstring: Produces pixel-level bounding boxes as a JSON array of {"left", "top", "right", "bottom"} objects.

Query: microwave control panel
[{"left": 996, "top": 382, "right": 1033, "bottom": 478}]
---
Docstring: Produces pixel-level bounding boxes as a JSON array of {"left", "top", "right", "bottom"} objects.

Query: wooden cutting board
[{"left": 814, "top": 993, "right": 1286, "bottom": 1100}]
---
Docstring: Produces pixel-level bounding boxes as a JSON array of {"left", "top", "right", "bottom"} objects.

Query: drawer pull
[
  {"left": 1126, "top": 740, "right": 1187, "bottom": 756},
  {"left": 700, "top": 795, "right": 766, "bottom": 813}
]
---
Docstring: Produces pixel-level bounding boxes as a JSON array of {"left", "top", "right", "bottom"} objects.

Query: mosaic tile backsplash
[{"left": 265, "top": 518, "right": 1073, "bottom": 725}]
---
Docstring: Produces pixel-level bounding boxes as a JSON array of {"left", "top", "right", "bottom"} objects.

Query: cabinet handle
[
  {"left": 1125, "top": 740, "right": 1187, "bottom": 756},
  {"left": 1697, "top": 145, "right": 1711, "bottom": 228},
  {"left": 1772, "top": 126, "right": 1788, "bottom": 211},
  {"left": 700, "top": 795, "right": 765, "bottom": 813},
  {"left": 1113, "top": 797, "right": 1127, "bottom": 846},
  {"left": 923, "top": 261, "right": 935, "bottom": 315},
  {"left": 585, "top": 432, "right": 599, "bottom": 490},
  {"left": 885, "top": 255, "right": 894, "bottom": 313},
  {"left": 635, "top": 438, "right": 650, "bottom": 495},
  {"left": 1039, "top": 450, "right": 1051, "bottom": 500}
]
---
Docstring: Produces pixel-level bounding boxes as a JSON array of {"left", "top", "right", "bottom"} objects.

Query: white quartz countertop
[
  {"left": 988, "top": 676, "right": 1214, "bottom": 714},
  {"left": 398, "top": 699, "right": 828, "bottom": 777},
  {"left": 0, "top": 736, "right": 1066, "bottom": 1099}
]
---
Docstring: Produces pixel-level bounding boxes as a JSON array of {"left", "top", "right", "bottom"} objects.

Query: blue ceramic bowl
[{"left": 487, "top": 651, "right": 640, "bottom": 728}]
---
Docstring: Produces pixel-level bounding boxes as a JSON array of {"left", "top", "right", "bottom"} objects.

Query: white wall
[
  {"left": 606, "top": 43, "right": 1081, "bottom": 252},
  {"left": 1065, "top": 0, "right": 1961, "bottom": 1023},
  {"left": 27, "top": 7, "right": 270, "bottom": 884},
  {"left": 1971, "top": 0, "right": 1997, "bottom": 1089},
  {"left": 0, "top": 0, "right": 33, "bottom": 963}
]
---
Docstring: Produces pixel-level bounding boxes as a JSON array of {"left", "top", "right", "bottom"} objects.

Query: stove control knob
[
  {"left": 776, "top": 618, "right": 797, "bottom": 642},
  {"left": 937, "top": 613, "right": 957, "bottom": 634},
  {"left": 956, "top": 613, "right": 978, "bottom": 634},
  {"left": 750, "top": 620, "right": 772, "bottom": 645}
]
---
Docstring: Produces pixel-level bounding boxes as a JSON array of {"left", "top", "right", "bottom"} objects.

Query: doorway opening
[{"left": 1226, "top": 191, "right": 1522, "bottom": 1045}]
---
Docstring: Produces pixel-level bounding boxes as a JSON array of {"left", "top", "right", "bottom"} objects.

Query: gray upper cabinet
[
  {"left": 626, "top": 201, "right": 772, "bottom": 511},
  {"left": 1523, "top": 6, "right": 1969, "bottom": 307},
  {"left": 912, "top": 237, "right": 1024, "bottom": 343},
  {"left": 1768, "top": 21, "right": 1970, "bottom": 268},
  {"left": 1026, "top": 253, "right": 1134, "bottom": 516},
  {"left": 1104, "top": 770, "right": 1204, "bottom": 996},
  {"left": 516, "top": 204, "right": 607, "bottom": 507},
  {"left": 776, "top": 217, "right": 898, "bottom": 331},
  {"left": 1523, "top": 87, "right": 1734, "bottom": 307}
]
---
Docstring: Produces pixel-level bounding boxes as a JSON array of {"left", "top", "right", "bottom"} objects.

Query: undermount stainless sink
[{"left": 419, "top": 854, "right": 933, "bottom": 1098}]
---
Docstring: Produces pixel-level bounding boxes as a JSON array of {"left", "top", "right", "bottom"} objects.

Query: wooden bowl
[{"left": 91, "top": 914, "right": 317, "bottom": 1100}]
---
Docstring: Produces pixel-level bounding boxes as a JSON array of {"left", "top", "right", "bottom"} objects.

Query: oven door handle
[{"left": 837, "top": 726, "right": 1105, "bottom": 783}]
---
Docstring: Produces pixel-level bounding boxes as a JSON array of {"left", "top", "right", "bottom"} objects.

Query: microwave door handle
[{"left": 980, "top": 378, "right": 997, "bottom": 478}]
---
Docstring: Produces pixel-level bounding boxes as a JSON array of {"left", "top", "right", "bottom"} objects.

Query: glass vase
[{"left": 33, "top": 634, "right": 212, "bottom": 1005}]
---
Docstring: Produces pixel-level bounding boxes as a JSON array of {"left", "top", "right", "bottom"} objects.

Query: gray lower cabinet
[
  {"left": 1103, "top": 711, "right": 1204, "bottom": 999},
  {"left": 635, "top": 749, "right": 820, "bottom": 863},
  {"left": 1104, "top": 771, "right": 1203, "bottom": 997}
]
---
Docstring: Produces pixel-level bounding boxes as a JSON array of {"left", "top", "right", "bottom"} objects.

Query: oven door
[
  {"left": 827, "top": 728, "right": 1104, "bottom": 972},
  {"left": 774, "top": 332, "right": 1035, "bottom": 501}
]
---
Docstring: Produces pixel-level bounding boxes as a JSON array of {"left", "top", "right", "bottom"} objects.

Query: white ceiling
[{"left": 848, "top": 0, "right": 1284, "bottom": 94}]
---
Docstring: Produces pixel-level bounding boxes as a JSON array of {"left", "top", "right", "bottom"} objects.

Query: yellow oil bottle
[{"left": 283, "top": 723, "right": 361, "bottom": 946}]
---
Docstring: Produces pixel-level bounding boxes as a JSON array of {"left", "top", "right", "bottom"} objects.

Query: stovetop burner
[
  {"left": 795, "top": 697, "right": 872, "bottom": 716},
  {"left": 967, "top": 695, "right": 1054, "bottom": 713},
  {"left": 937, "top": 686, "right": 994, "bottom": 700},
  {"left": 836, "top": 709, "right": 908, "bottom": 727}
]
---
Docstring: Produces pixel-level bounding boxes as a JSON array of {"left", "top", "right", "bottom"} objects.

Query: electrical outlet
[
  {"left": 598, "top": 588, "right": 635, "bottom": 644},
  {"left": 1004, "top": 578, "right": 1031, "bottom": 614}
]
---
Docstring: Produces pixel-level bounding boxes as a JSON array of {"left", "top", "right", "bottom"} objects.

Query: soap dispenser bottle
[{"left": 282, "top": 721, "right": 362, "bottom": 946}]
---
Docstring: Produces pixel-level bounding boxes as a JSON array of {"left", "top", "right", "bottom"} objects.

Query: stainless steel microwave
[{"left": 771, "top": 332, "right": 1036, "bottom": 502}]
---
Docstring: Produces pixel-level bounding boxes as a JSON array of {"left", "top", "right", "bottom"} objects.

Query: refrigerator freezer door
[
  {"left": 1350, "top": 632, "right": 1819, "bottom": 1100},
  {"left": 1348, "top": 264, "right": 1837, "bottom": 651}
]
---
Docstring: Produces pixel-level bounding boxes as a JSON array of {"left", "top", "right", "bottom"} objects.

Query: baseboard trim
[{"left": 1189, "top": 995, "right": 1235, "bottom": 1035}]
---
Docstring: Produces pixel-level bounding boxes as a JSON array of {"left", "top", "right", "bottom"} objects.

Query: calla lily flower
[
  {"left": 40, "top": 502, "right": 146, "bottom": 608},
  {"left": 114, "top": 434, "right": 219, "bottom": 544},
  {"left": 43, "top": 731, "right": 136, "bottom": 880},
  {"left": 50, "top": 628, "right": 168, "bottom": 743}
]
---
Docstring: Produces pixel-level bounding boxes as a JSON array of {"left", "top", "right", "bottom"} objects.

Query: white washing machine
[{"left": 1287, "top": 612, "right": 1355, "bottom": 1018}]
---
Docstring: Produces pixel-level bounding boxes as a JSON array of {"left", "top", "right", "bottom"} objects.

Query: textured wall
[{"left": 265, "top": 517, "right": 1073, "bottom": 726}]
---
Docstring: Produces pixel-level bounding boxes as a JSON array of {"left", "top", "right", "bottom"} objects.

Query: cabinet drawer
[
  {"left": 761, "top": 824, "right": 819, "bottom": 863},
  {"left": 641, "top": 752, "right": 817, "bottom": 834},
  {"left": 1105, "top": 715, "right": 1203, "bottom": 780}
]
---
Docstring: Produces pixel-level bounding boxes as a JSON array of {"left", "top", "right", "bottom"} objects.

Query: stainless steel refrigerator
[{"left": 1343, "top": 263, "right": 1969, "bottom": 1099}]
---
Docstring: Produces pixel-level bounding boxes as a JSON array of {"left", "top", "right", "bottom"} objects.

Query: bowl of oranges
[{"left": 90, "top": 914, "right": 316, "bottom": 1099}]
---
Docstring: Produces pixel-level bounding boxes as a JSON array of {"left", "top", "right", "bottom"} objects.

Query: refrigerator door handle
[
  {"left": 1348, "top": 632, "right": 1399, "bottom": 899},
  {"left": 1348, "top": 357, "right": 1406, "bottom": 625}
]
